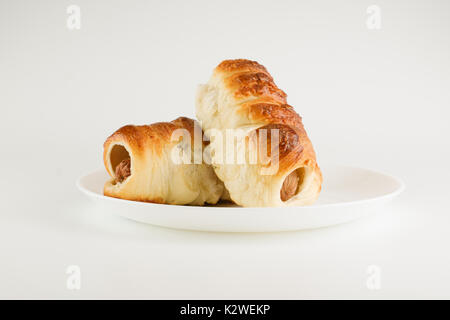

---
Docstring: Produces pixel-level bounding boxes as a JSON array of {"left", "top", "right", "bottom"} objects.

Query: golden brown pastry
[
  {"left": 196, "top": 59, "right": 322, "bottom": 207},
  {"left": 103, "top": 117, "right": 224, "bottom": 205}
]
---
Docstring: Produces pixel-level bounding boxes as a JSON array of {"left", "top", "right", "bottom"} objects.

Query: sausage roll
[
  {"left": 196, "top": 59, "right": 322, "bottom": 207},
  {"left": 103, "top": 117, "right": 224, "bottom": 205}
]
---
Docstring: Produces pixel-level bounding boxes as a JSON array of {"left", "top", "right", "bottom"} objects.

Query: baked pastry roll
[
  {"left": 103, "top": 117, "right": 224, "bottom": 205},
  {"left": 196, "top": 59, "right": 322, "bottom": 207}
]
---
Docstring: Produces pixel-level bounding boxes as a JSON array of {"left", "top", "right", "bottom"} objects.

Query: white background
[{"left": 1, "top": 0, "right": 449, "bottom": 299}]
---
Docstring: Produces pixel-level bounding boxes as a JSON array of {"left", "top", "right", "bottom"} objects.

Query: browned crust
[
  {"left": 241, "top": 102, "right": 303, "bottom": 128},
  {"left": 103, "top": 117, "right": 199, "bottom": 176},
  {"left": 104, "top": 117, "right": 196, "bottom": 154},
  {"left": 216, "top": 59, "right": 270, "bottom": 75},
  {"left": 253, "top": 123, "right": 305, "bottom": 173},
  {"left": 225, "top": 72, "right": 287, "bottom": 103},
  {"left": 215, "top": 59, "right": 320, "bottom": 177}
]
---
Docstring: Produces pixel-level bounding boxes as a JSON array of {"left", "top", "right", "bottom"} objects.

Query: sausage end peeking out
[
  {"left": 115, "top": 158, "right": 131, "bottom": 182},
  {"left": 280, "top": 170, "right": 299, "bottom": 201}
]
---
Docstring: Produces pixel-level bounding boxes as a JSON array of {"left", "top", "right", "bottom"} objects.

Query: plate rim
[{"left": 76, "top": 165, "right": 405, "bottom": 211}]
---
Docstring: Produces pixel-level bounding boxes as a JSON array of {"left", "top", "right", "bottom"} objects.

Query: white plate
[{"left": 76, "top": 165, "right": 404, "bottom": 232}]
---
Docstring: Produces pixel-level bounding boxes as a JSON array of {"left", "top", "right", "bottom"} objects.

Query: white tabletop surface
[{"left": 1, "top": 0, "right": 449, "bottom": 299}]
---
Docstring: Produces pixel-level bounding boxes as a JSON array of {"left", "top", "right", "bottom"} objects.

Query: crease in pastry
[{"left": 196, "top": 59, "right": 322, "bottom": 207}]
